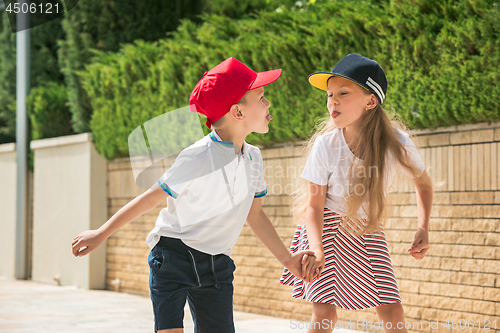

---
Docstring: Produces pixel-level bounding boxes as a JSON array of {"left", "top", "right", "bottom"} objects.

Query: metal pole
[{"left": 15, "top": 0, "right": 30, "bottom": 279}]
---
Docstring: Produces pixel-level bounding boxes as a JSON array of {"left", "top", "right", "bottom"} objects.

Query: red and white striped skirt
[{"left": 279, "top": 208, "right": 401, "bottom": 310}]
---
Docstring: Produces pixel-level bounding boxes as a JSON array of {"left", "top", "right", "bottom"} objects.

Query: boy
[{"left": 72, "top": 57, "right": 318, "bottom": 333}]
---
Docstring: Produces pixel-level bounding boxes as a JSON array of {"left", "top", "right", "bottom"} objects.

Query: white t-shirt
[
  {"left": 301, "top": 127, "right": 425, "bottom": 219},
  {"left": 146, "top": 131, "right": 267, "bottom": 255}
]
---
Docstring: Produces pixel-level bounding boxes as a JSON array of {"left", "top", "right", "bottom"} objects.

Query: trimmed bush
[
  {"left": 0, "top": 12, "right": 66, "bottom": 144},
  {"left": 202, "top": 0, "right": 297, "bottom": 18},
  {"left": 79, "top": 0, "right": 499, "bottom": 160},
  {"left": 27, "top": 82, "right": 73, "bottom": 140},
  {"left": 58, "top": 0, "right": 209, "bottom": 134},
  {"left": 380, "top": 0, "right": 500, "bottom": 128},
  {"left": 0, "top": 13, "right": 17, "bottom": 144}
]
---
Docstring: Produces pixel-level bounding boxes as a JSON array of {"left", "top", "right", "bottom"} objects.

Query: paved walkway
[{"left": 0, "top": 277, "right": 362, "bottom": 333}]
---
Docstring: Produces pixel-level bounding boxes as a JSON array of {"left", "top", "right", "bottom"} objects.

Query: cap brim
[
  {"left": 250, "top": 68, "right": 282, "bottom": 89},
  {"left": 307, "top": 72, "right": 335, "bottom": 91},
  {"left": 308, "top": 72, "right": 371, "bottom": 92}
]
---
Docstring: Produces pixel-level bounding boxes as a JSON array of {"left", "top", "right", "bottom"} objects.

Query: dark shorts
[{"left": 148, "top": 236, "right": 236, "bottom": 333}]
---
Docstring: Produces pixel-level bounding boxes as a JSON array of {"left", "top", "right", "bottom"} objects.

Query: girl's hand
[
  {"left": 301, "top": 252, "right": 325, "bottom": 282},
  {"left": 408, "top": 228, "right": 430, "bottom": 260},
  {"left": 283, "top": 250, "right": 316, "bottom": 282},
  {"left": 72, "top": 230, "right": 105, "bottom": 257}
]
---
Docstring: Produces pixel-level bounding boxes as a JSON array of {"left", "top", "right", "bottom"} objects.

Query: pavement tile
[{"left": 0, "top": 277, "right": 361, "bottom": 333}]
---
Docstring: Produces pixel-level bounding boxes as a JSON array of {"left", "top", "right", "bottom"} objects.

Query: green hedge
[
  {"left": 27, "top": 82, "right": 73, "bottom": 140},
  {"left": 202, "top": 0, "right": 297, "bottom": 18},
  {"left": 0, "top": 11, "right": 66, "bottom": 144},
  {"left": 381, "top": 0, "right": 500, "bottom": 127},
  {"left": 80, "top": 0, "right": 499, "bottom": 160},
  {"left": 0, "top": 0, "right": 297, "bottom": 145},
  {"left": 57, "top": 0, "right": 241, "bottom": 135},
  {"left": 0, "top": 13, "right": 16, "bottom": 144}
]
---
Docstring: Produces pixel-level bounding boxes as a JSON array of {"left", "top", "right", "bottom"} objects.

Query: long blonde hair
[{"left": 292, "top": 102, "right": 423, "bottom": 234}]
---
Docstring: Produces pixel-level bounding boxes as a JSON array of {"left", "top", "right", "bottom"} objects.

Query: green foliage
[
  {"left": 27, "top": 82, "right": 73, "bottom": 140},
  {"left": 0, "top": 12, "right": 17, "bottom": 144},
  {"left": 57, "top": 0, "right": 206, "bottom": 134},
  {"left": 2, "top": 0, "right": 287, "bottom": 146},
  {"left": 80, "top": 0, "right": 499, "bottom": 159},
  {"left": 381, "top": 0, "right": 500, "bottom": 128},
  {"left": 0, "top": 12, "right": 66, "bottom": 144},
  {"left": 81, "top": 41, "right": 165, "bottom": 159},
  {"left": 202, "top": 0, "right": 298, "bottom": 18}
]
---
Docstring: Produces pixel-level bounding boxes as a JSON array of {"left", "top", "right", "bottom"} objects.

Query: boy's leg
[
  {"left": 150, "top": 286, "right": 188, "bottom": 332},
  {"left": 187, "top": 254, "right": 235, "bottom": 333},
  {"left": 149, "top": 239, "right": 197, "bottom": 332},
  {"left": 188, "top": 283, "right": 234, "bottom": 333}
]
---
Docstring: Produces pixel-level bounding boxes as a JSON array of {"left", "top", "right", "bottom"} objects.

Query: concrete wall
[
  {"left": 0, "top": 143, "right": 34, "bottom": 280},
  {"left": 106, "top": 122, "right": 500, "bottom": 332},
  {"left": 0, "top": 143, "right": 18, "bottom": 278},
  {"left": 31, "top": 133, "right": 108, "bottom": 289}
]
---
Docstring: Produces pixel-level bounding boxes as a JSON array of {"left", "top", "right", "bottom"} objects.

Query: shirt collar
[{"left": 210, "top": 130, "right": 252, "bottom": 160}]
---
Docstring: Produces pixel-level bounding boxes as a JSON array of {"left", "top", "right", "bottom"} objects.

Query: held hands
[
  {"left": 72, "top": 230, "right": 105, "bottom": 257},
  {"left": 301, "top": 252, "right": 324, "bottom": 282},
  {"left": 408, "top": 227, "right": 430, "bottom": 260},
  {"left": 283, "top": 250, "right": 321, "bottom": 283}
]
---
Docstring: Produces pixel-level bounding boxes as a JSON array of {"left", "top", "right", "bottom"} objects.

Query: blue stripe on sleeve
[
  {"left": 254, "top": 188, "right": 267, "bottom": 198},
  {"left": 158, "top": 180, "right": 179, "bottom": 199}
]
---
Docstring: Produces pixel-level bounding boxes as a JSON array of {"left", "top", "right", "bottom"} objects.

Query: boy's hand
[
  {"left": 301, "top": 252, "right": 325, "bottom": 282},
  {"left": 72, "top": 230, "right": 105, "bottom": 257},
  {"left": 408, "top": 228, "right": 430, "bottom": 260},
  {"left": 283, "top": 250, "right": 316, "bottom": 283}
]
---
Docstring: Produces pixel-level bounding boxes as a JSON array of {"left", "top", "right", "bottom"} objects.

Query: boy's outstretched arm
[
  {"left": 246, "top": 198, "right": 318, "bottom": 283},
  {"left": 72, "top": 184, "right": 168, "bottom": 257}
]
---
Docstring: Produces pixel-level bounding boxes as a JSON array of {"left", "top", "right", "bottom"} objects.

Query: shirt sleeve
[
  {"left": 157, "top": 146, "right": 202, "bottom": 199},
  {"left": 253, "top": 150, "right": 267, "bottom": 198},
  {"left": 397, "top": 130, "right": 425, "bottom": 179},
  {"left": 301, "top": 136, "right": 330, "bottom": 186}
]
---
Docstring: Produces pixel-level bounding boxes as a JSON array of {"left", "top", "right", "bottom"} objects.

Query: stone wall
[{"left": 106, "top": 122, "right": 500, "bottom": 332}]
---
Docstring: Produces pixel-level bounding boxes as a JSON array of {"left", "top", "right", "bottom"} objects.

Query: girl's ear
[{"left": 366, "top": 94, "right": 378, "bottom": 110}]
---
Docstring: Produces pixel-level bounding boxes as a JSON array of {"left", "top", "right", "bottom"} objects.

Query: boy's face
[{"left": 238, "top": 87, "right": 273, "bottom": 134}]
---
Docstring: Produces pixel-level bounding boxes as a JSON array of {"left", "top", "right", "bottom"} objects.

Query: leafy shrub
[
  {"left": 27, "top": 82, "right": 73, "bottom": 140},
  {"left": 80, "top": 0, "right": 499, "bottom": 159}
]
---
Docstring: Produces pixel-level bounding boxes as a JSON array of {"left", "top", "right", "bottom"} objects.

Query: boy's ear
[{"left": 229, "top": 104, "right": 245, "bottom": 120}]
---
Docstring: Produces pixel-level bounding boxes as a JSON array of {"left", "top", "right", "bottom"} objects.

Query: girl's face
[{"left": 326, "top": 76, "right": 374, "bottom": 130}]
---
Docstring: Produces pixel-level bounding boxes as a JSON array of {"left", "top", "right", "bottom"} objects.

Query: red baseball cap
[{"left": 189, "top": 57, "right": 282, "bottom": 129}]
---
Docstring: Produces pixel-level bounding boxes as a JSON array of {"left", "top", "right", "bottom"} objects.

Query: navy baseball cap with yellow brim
[{"left": 307, "top": 53, "right": 387, "bottom": 104}]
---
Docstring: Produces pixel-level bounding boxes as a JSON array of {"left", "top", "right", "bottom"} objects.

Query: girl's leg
[
  {"left": 307, "top": 303, "right": 337, "bottom": 333},
  {"left": 375, "top": 302, "right": 407, "bottom": 333}
]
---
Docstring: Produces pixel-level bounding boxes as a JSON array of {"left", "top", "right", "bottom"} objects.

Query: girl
[{"left": 280, "top": 54, "right": 433, "bottom": 333}]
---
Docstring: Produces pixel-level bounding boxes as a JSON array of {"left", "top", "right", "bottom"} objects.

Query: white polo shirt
[
  {"left": 146, "top": 131, "right": 267, "bottom": 255},
  {"left": 301, "top": 127, "right": 425, "bottom": 219}
]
